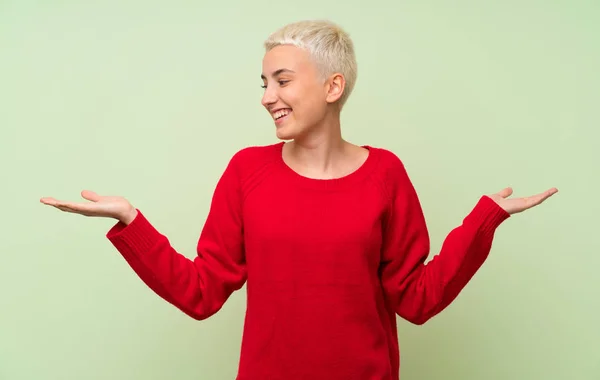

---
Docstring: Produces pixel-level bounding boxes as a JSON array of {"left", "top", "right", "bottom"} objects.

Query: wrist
[{"left": 119, "top": 207, "right": 138, "bottom": 225}]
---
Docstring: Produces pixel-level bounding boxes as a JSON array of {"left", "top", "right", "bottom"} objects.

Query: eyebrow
[{"left": 260, "top": 68, "right": 295, "bottom": 80}]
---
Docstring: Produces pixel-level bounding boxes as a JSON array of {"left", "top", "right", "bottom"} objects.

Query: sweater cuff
[
  {"left": 464, "top": 195, "right": 510, "bottom": 237},
  {"left": 106, "top": 209, "right": 163, "bottom": 258}
]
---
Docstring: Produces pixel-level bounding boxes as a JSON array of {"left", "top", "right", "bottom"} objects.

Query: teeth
[{"left": 274, "top": 109, "right": 291, "bottom": 120}]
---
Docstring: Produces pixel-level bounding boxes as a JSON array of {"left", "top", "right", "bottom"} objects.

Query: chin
[
  {"left": 275, "top": 125, "right": 298, "bottom": 140},
  {"left": 275, "top": 132, "right": 295, "bottom": 141}
]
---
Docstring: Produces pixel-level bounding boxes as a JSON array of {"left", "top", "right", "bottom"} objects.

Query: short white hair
[{"left": 264, "top": 20, "right": 358, "bottom": 108}]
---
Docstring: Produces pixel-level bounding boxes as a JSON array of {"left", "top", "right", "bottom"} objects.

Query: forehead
[{"left": 261, "top": 44, "right": 316, "bottom": 77}]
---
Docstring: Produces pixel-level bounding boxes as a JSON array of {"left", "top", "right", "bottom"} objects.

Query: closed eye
[{"left": 261, "top": 80, "right": 290, "bottom": 89}]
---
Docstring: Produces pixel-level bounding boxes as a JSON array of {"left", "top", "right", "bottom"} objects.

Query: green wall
[{"left": 2, "top": 1, "right": 598, "bottom": 379}]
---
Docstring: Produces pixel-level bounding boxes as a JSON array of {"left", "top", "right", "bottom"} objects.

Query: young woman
[{"left": 40, "top": 19, "right": 557, "bottom": 380}]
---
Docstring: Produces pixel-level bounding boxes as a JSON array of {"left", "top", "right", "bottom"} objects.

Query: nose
[{"left": 261, "top": 85, "right": 277, "bottom": 108}]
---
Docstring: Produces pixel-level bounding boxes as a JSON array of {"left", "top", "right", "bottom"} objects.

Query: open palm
[
  {"left": 40, "top": 190, "right": 137, "bottom": 224},
  {"left": 488, "top": 187, "right": 558, "bottom": 215}
]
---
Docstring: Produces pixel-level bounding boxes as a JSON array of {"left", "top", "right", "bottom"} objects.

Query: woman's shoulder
[
  {"left": 221, "top": 142, "right": 283, "bottom": 187},
  {"left": 226, "top": 142, "right": 282, "bottom": 171},
  {"left": 231, "top": 142, "right": 282, "bottom": 160}
]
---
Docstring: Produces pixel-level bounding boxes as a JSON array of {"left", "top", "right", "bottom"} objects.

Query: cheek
[
  {"left": 289, "top": 85, "right": 325, "bottom": 115},
  {"left": 284, "top": 86, "right": 306, "bottom": 106}
]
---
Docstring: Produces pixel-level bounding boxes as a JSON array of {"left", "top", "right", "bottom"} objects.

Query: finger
[
  {"left": 81, "top": 190, "right": 101, "bottom": 202},
  {"left": 40, "top": 197, "right": 59, "bottom": 206},
  {"left": 56, "top": 205, "right": 77, "bottom": 213},
  {"left": 62, "top": 201, "right": 98, "bottom": 213},
  {"left": 496, "top": 187, "right": 513, "bottom": 198},
  {"left": 519, "top": 188, "right": 558, "bottom": 210},
  {"left": 55, "top": 204, "right": 94, "bottom": 216},
  {"left": 44, "top": 198, "right": 98, "bottom": 214},
  {"left": 534, "top": 187, "right": 558, "bottom": 202},
  {"left": 41, "top": 197, "right": 86, "bottom": 209}
]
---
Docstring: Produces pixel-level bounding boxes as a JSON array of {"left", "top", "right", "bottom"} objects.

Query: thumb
[
  {"left": 81, "top": 190, "right": 101, "bottom": 202},
  {"left": 496, "top": 187, "right": 513, "bottom": 199}
]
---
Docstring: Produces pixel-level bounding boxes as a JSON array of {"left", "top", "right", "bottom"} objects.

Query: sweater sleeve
[
  {"left": 105, "top": 153, "right": 247, "bottom": 320},
  {"left": 380, "top": 159, "right": 510, "bottom": 325}
]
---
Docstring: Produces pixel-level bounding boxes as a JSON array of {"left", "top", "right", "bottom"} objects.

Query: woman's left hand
[{"left": 488, "top": 187, "right": 558, "bottom": 215}]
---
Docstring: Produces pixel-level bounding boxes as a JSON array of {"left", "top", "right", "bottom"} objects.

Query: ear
[{"left": 325, "top": 73, "right": 345, "bottom": 104}]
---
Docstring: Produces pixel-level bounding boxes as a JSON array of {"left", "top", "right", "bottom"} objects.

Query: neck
[{"left": 283, "top": 109, "right": 362, "bottom": 179}]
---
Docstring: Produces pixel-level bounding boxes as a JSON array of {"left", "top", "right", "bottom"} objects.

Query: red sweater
[{"left": 106, "top": 142, "right": 510, "bottom": 380}]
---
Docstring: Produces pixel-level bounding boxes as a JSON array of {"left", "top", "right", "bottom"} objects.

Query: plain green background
[{"left": 2, "top": 1, "right": 598, "bottom": 379}]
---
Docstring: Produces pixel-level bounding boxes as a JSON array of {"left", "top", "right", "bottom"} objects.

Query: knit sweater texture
[{"left": 106, "top": 142, "right": 510, "bottom": 380}]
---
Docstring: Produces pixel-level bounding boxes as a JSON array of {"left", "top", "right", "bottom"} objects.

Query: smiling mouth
[{"left": 273, "top": 108, "right": 292, "bottom": 122}]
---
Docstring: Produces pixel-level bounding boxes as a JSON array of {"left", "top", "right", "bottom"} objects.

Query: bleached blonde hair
[{"left": 264, "top": 20, "right": 358, "bottom": 108}]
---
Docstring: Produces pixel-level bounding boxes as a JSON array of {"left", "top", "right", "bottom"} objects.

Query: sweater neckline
[{"left": 274, "top": 141, "right": 379, "bottom": 191}]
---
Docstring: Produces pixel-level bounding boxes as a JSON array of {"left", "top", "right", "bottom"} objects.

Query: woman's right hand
[{"left": 40, "top": 190, "right": 138, "bottom": 225}]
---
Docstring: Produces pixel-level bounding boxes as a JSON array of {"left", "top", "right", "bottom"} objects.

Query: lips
[{"left": 272, "top": 108, "right": 292, "bottom": 121}]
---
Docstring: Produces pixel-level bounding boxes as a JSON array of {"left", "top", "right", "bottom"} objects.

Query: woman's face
[{"left": 261, "top": 44, "right": 344, "bottom": 141}]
